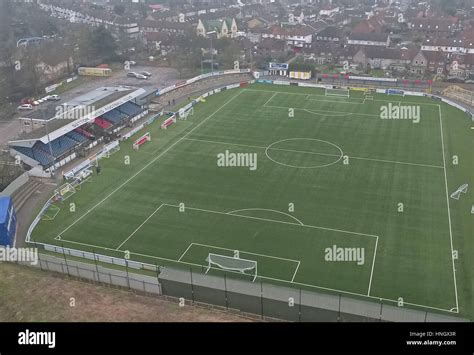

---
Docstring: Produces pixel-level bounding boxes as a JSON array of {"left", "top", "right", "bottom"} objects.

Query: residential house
[
  {"left": 302, "top": 43, "right": 358, "bottom": 66},
  {"left": 320, "top": 6, "right": 340, "bottom": 17},
  {"left": 347, "top": 33, "right": 390, "bottom": 47},
  {"left": 352, "top": 16, "right": 387, "bottom": 34},
  {"left": 352, "top": 46, "right": 413, "bottom": 71},
  {"left": 421, "top": 37, "right": 474, "bottom": 55},
  {"left": 140, "top": 20, "right": 191, "bottom": 35},
  {"left": 196, "top": 18, "right": 238, "bottom": 38},
  {"left": 408, "top": 18, "right": 461, "bottom": 35},
  {"left": 260, "top": 25, "right": 313, "bottom": 48},
  {"left": 315, "top": 26, "right": 343, "bottom": 43},
  {"left": 410, "top": 51, "right": 450, "bottom": 76}
]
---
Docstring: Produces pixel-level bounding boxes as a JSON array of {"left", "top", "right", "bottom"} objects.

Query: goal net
[
  {"left": 102, "top": 140, "right": 121, "bottom": 159},
  {"left": 178, "top": 107, "right": 194, "bottom": 120},
  {"left": 450, "top": 184, "right": 468, "bottom": 200},
  {"left": 206, "top": 253, "right": 257, "bottom": 282},
  {"left": 42, "top": 204, "right": 61, "bottom": 221},
  {"left": 54, "top": 183, "right": 76, "bottom": 201},
  {"left": 387, "top": 89, "right": 405, "bottom": 96},
  {"left": 325, "top": 87, "right": 350, "bottom": 98}
]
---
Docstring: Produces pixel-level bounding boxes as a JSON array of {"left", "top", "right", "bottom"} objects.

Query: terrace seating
[
  {"left": 102, "top": 109, "right": 127, "bottom": 124},
  {"left": 94, "top": 117, "right": 112, "bottom": 129},
  {"left": 66, "top": 130, "right": 88, "bottom": 143},
  {"left": 117, "top": 102, "right": 142, "bottom": 117},
  {"left": 75, "top": 127, "right": 94, "bottom": 138},
  {"left": 36, "top": 136, "right": 77, "bottom": 158}
]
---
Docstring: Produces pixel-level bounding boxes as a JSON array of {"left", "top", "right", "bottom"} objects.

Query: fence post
[
  {"left": 338, "top": 294, "right": 341, "bottom": 322},
  {"left": 155, "top": 263, "right": 160, "bottom": 285},
  {"left": 125, "top": 260, "right": 130, "bottom": 289},
  {"left": 61, "top": 244, "right": 70, "bottom": 277},
  {"left": 93, "top": 249, "right": 100, "bottom": 283},
  {"left": 190, "top": 268, "right": 195, "bottom": 304},
  {"left": 224, "top": 275, "right": 228, "bottom": 310},
  {"left": 260, "top": 281, "right": 264, "bottom": 320},
  {"left": 380, "top": 299, "right": 383, "bottom": 322},
  {"left": 299, "top": 288, "right": 302, "bottom": 323},
  {"left": 37, "top": 247, "right": 43, "bottom": 271}
]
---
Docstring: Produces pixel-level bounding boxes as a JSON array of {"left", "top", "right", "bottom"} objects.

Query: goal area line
[{"left": 247, "top": 88, "right": 442, "bottom": 107}]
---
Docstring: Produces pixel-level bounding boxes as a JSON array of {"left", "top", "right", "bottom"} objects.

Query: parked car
[
  {"left": 134, "top": 73, "right": 148, "bottom": 80},
  {"left": 127, "top": 72, "right": 138, "bottom": 78},
  {"left": 140, "top": 71, "right": 152, "bottom": 77},
  {"left": 18, "top": 104, "right": 33, "bottom": 110},
  {"left": 48, "top": 94, "right": 61, "bottom": 101}
]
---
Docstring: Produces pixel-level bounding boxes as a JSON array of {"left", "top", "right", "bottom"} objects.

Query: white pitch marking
[
  {"left": 164, "top": 203, "right": 379, "bottom": 239},
  {"left": 263, "top": 92, "right": 278, "bottom": 107},
  {"left": 245, "top": 88, "right": 441, "bottom": 107},
  {"left": 291, "top": 261, "right": 300, "bottom": 282},
  {"left": 367, "top": 236, "right": 378, "bottom": 296},
  {"left": 115, "top": 204, "right": 165, "bottom": 250},
  {"left": 50, "top": 236, "right": 458, "bottom": 314},
  {"left": 184, "top": 137, "right": 444, "bottom": 169},
  {"left": 191, "top": 242, "right": 301, "bottom": 263},
  {"left": 178, "top": 243, "right": 195, "bottom": 262},
  {"left": 55, "top": 90, "right": 244, "bottom": 238},
  {"left": 228, "top": 208, "right": 305, "bottom": 226},
  {"left": 438, "top": 104, "right": 459, "bottom": 312}
]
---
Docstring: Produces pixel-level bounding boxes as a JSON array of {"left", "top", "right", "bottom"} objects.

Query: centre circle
[{"left": 264, "top": 138, "right": 344, "bottom": 169}]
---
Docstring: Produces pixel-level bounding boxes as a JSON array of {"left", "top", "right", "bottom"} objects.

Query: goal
[
  {"left": 54, "top": 183, "right": 76, "bottom": 201},
  {"left": 325, "top": 87, "right": 350, "bottom": 98},
  {"left": 450, "top": 184, "right": 468, "bottom": 200},
  {"left": 387, "top": 89, "right": 405, "bottom": 96},
  {"left": 206, "top": 253, "right": 258, "bottom": 282},
  {"left": 178, "top": 107, "right": 194, "bottom": 120},
  {"left": 364, "top": 89, "right": 375, "bottom": 101},
  {"left": 133, "top": 132, "right": 151, "bottom": 150}
]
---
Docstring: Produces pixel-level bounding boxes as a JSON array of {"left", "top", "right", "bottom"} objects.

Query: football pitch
[{"left": 30, "top": 84, "right": 473, "bottom": 318}]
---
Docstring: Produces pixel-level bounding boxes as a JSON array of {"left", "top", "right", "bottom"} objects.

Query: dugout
[{"left": 0, "top": 196, "right": 17, "bottom": 247}]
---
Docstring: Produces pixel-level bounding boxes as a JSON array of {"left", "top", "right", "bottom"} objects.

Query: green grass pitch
[{"left": 30, "top": 83, "right": 473, "bottom": 319}]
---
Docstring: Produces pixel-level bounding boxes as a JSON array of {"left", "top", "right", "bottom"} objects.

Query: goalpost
[
  {"left": 206, "top": 253, "right": 258, "bottom": 282},
  {"left": 54, "top": 183, "right": 76, "bottom": 201},
  {"left": 325, "top": 87, "right": 350, "bottom": 98},
  {"left": 178, "top": 107, "right": 194, "bottom": 120},
  {"left": 364, "top": 88, "right": 375, "bottom": 101},
  {"left": 450, "top": 184, "right": 468, "bottom": 200}
]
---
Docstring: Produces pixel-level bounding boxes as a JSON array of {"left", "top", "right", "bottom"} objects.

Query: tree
[
  {"left": 83, "top": 26, "right": 118, "bottom": 63},
  {"left": 114, "top": 4, "right": 126, "bottom": 16}
]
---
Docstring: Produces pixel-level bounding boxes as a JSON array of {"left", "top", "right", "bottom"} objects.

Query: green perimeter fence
[{"left": 21, "top": 245, "right": 469, "bottom": 323}]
